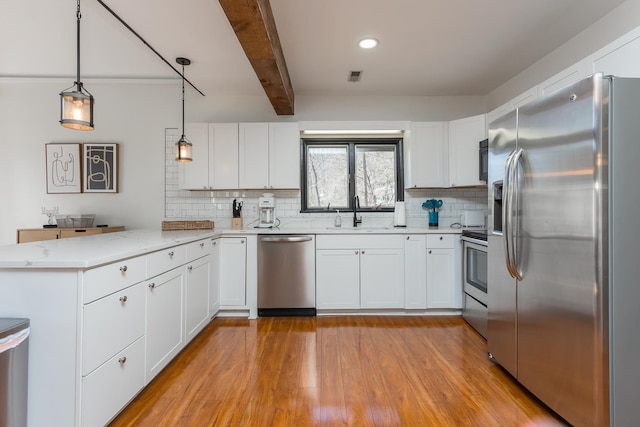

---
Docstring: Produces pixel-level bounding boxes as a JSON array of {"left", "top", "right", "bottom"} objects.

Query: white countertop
[{"left": 0, "top": 226, "right": 465, "bottom": 269}]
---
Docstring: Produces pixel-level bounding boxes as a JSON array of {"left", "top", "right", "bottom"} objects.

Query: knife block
[{"left": 232, "top": 217, "right": 243, "bottom": 230}]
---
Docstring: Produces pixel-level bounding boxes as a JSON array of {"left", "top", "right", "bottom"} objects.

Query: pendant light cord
[
  {"left": 76, "top": 0, "right": 81, "bottom": 88},
  {"left": 181, "top": 63, "right": 185, "bottom": 137}
]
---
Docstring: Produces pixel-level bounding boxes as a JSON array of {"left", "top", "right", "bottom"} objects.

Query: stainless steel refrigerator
[{"left": 487, "top": 73, "right": 640, "bottom": 427}]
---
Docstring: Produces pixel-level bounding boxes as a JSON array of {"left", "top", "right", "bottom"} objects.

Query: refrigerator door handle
[
  {"left": 503, "top": 150, "right": 515, "bottom": 277},
  {"left": 508, "top": 148, "right": 524, "bottom": 280}
]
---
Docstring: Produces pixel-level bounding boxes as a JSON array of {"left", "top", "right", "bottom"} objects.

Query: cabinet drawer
[
  {"left": 81, "top": 336, "right": 145, "bottom": 427},
  {"left": 316, "top": 234, "right": 404, "bottom": 250},
  {"left": 83, "top": 255, "right": 146, "bottom": 303},
  {"left": 82, "top": 282, "right": 145, "bottom": 375},
  {"left": 60, "top": 228, "right": 102, "bottom": 238},
  {"left": 186, "top": 239, "right": 210, "bottom": 261},
  {"left": 427, "top": 234, "right": 454, "bottom": 249},
  {"left": 147, "top": 245, "right": 187, "bottom": 278}
]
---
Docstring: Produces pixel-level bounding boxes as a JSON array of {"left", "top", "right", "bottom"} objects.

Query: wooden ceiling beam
[{"left": 219, "top": 0, "right": 295, "bottom": 115}]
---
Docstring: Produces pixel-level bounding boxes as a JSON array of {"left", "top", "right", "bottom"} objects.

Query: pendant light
[
  {"left": 60, "top": 0, "right": 94, "bottom": 131},
  {"left": 175, "top": 57, "right": 193, "bottom": 162}
]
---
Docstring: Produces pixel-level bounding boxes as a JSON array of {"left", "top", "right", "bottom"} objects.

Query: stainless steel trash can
[{"left": 0, "top": 318, "right": 29, "bottom": 427}]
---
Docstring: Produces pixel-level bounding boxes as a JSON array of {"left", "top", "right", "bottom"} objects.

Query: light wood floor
[{"left": 110, "top": 316, "right": 566, "bottom": 426}]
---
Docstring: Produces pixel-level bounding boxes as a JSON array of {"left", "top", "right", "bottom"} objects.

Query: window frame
[{"left": 301, "top": 137, "right": 404, "bottom": 213}]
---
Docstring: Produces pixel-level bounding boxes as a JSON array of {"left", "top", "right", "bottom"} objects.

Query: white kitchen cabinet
[
  {"left": 268, "top": 122, "right": 300, "bottom": 188},
  {"left": 145, "top": 267, "right": 185, "bottom": 382},
  {"left": 404, "top": 235, "right": 427, "bottom": 309},
  {"left": 405, "top": 122, "right": 448, "bottom": 188},
  {"left": 178, "top": 123, "right": 239, "bottom": 190},
  {"left": 315, "top": 235, "right": 404, "bottom": 310},
  {"left": 426, "top": 234, "right": 461, "bottom": 309},
  {"left": 360, "top": 248, "right": 404, "bottom": 308},
  {"left": 239, "top": 122, "right": 300, "bottom": 189},
  {"left": 219, "top": 237, "right": 247, "bottom": 307},
  {"left": 81, "top": 337, "right": 145, "bottom": 427},
  {"left": 591, "top": 26, "right": 640, "bottom": 78},
  {"left": 185, "top": 255, "right": 211, "bottom": 342},
  {"left": 210, "top": 123, "right": 240, "bottom": 189},
  {"left": 486, "top": 87, "right": 538, "bottom": 130},
  {"left": 239, "top": 122, "right": 270, "bottom": 189},
  {"left": 209, "top": 238, "right": 221, "bottom": 316},
  {"left": 316, "top": 249, "right": 361, "bottom": 309},
  {"left": 538, "top": 59, "right": 590, "bottom": 96},
  {"left": 0, "top": 235, "right": 217, "bottom": 426},
  {"left": 178, "top": 122, "right": 210, "bottom": 190},
  {"left": 82, "top": 282, "right": 145, "bottom": 376},
  {"left": 448, "top": 114, "right": 486, "bottom": 187}
]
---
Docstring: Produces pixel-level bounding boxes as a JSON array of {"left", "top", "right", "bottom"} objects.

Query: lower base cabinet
[
  {"left": 316, "top": 249, "right": 360, "bottom": 309},
  {"left": 219, "top": 237, "right": 247, "bottom": 307},
  {"left": 145, "top": 268, "right": 185, "bottom": 382},
  {"left": 81, "top": 337, "right": 145, "bottom": 427},
  {"left": 186, "top": 255, "right": 211, "bottom": 341},
  {"left": 426, "top": 234, "right": 461, "bottom": 309},
  {"left": 315, "top": 235, "right": 405, "bottom": 310}
]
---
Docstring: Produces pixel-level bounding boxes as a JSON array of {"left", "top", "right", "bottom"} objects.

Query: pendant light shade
[
  {"left": 176, "top": 135, "right": 193, "bottom": 162},
  {"left": 60, "top": 84, "right": 94, "bottom": 130},
  {"left": 175, "top": 57, "right": 192, "bottom": 162},
  {"left": 60, "top": 0, "right": 94, "bottom": 131}
]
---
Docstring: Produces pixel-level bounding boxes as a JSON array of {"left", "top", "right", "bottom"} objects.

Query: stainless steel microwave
[{"left": 479, "top": 138, "right": 488, "bottom": 182}]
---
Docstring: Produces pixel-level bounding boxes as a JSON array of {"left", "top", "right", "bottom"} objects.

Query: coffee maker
[{"left": 257, "top": 193, "right": 275, "bottom": 228}]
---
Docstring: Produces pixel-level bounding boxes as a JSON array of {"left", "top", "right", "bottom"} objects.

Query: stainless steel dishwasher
[{"left": 258, "top": 235, "right": 316, "bottom": 316}]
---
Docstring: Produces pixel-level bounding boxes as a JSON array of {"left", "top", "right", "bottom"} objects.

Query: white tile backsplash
[{"left": 164, "top": 129, "right": 489, "bottom": 228}]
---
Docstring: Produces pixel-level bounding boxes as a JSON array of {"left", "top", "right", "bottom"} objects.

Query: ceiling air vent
[{"left": 348, "top": 70, "right": 362, "bottom": 83}]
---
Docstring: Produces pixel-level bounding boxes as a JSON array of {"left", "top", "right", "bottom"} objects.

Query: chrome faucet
[{"left": 353, "top": 194, "right": 362, "bottom": 227}]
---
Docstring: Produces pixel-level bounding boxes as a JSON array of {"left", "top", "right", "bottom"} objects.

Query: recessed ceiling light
[{"left": 358, "top": 38, "right": 378, "bottom": 49}]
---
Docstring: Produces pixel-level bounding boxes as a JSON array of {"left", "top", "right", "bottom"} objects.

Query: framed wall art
[
  {"left": 46, "top": 143, "right": 82, "bottom": 194},
  {"left": 83, "top": 143, "right": 119, "bottom": 193}
]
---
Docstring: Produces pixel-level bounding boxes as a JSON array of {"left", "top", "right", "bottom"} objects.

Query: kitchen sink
[{"left": 324, "top": 226, "right": 392, "bottom": 231}]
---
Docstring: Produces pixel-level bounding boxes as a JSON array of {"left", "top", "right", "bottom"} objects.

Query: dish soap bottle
[{"left": 334, "top": 210, "right": 342, "bottom": 227}]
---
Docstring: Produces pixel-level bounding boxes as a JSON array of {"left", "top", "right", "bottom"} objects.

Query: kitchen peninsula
[{"left": 0, "top": 226, "right": 463, "bottom": 426}]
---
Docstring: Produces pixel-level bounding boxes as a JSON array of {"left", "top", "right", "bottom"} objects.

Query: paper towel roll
[{"left": 394, "top": 201, "right": 406, "bottom": 227}]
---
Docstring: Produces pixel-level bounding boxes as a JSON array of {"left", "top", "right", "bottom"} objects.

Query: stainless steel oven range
[{"left": 461, "top": 230, "right": 488, "bottom": 338}]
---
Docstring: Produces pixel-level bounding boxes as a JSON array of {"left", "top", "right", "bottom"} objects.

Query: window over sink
[{"left": 301, "top": 138, "right": 403, "bottom": 212}]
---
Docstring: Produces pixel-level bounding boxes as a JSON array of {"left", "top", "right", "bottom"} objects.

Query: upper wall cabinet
[
  {"left": 405, "top": 122, "right": 449, "bottom": 188},
  {"left": 448, "top": 114, "right": 486, "bottom": 187},
  {"left": 178, "top": 123, "right": 238, "bottom": 190},
  {"left": 538, "top": 59, "right": 590, "bottom": 96},
  {"left": 486, "top": 87, "right": 538, "bottom": 130},
  {"left": 238, "top": 122, "right": 300, "bottom": 190},
  {"left": 591, "top": 26, "right": 640, "bottom": 78},
  {"left": 179, "top": 122, "right": 299, "bottom": 190},
  {"left": 178, "top": 123, "right": 211, "bottom": 190}
]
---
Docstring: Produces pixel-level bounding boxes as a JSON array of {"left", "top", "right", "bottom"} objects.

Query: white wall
[
  {"left": 0, "top": 79, "right": 179, "bottom": 245},
  {"left": 0, "top": 77, "right": 487, "bottom": 245},
  {"left": 487, "top": 0, "right": 640, "bottom": 109}
]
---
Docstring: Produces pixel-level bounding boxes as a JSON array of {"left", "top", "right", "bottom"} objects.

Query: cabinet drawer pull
[
  {"left": 429, "top": 250, "right": 432, "bottom": 254},
  {"left": 119, "top": 295, "right": 128, "bottom": 303},
  {"left": 119, "top": 265, "right": 128, "bottom": 272},
  {"left": 439, "top": 236, "right": 443, "bottom": 240},
  {"left": 148, "top": 283, "right": 156, "bottom": 289},
  {"left": 168, "top": 251, "right": 174, "bottom": 257},
  {"left": 118, "top": 356, "right": 127, "bottom": 365},
  {"left": 362, "top": 250, "right": 366, "bottom": 255},
  {"left": 241, "top": 240, "right": 245, "bottom": 244},
  {"left": 188, "top": 265, "right": 193, "bottom": 271},
  {"left": 355, "top": 250, "right": 359, "bottom": 255},
  {"left": 200, "top": 242, "right": 205, "bottom": 248},
  {"left": 406, "top": 236, "right": 410, "bottom": 240}
]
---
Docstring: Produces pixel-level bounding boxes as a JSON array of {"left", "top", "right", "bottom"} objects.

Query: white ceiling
[{"left": 0, "top": 0, "right": 627, "bottom": 100}]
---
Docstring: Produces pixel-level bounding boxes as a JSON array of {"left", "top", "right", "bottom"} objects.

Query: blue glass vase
[{"left": 428, "top": 211, "right": 439, "bottom": 228}]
